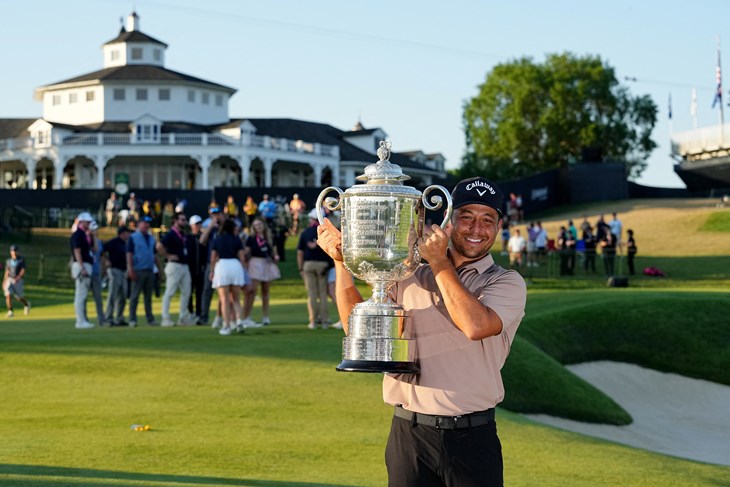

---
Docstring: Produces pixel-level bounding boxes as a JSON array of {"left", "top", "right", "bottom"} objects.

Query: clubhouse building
[{"left": 0, "top": 12, "right": 446, "bottom": 191}]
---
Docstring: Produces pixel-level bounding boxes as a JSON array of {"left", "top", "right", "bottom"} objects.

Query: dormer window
[
  {"left": 154, "top": 49, "right": 161, "bottom": 61},
  {"left": 159, "top": 88, "right": 170, "bottom": 101},
  {"left": 136, "top": 88, "right": 148, "bottom": 101},
  {"left": 131, "top": 47, "right": 143, "bottom": 60},
  {"left": 131, "top": 115, "right": 162, "bottom": 144},
  {"left": 69, "top": 93, "right": 78, "bottom": 104},
  {"left": 52, "top": 95, "right": 61, "bottom": 106},
  {"left": 202, "top": 92, "right": 210, "bottom": 105},
  {"left": 111, "top": 50, "right": 120, "bottom": 61}
]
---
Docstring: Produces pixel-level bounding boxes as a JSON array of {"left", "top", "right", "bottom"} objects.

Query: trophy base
[{"left": 336, "top": 359, "right": 420, "bottom": 374}]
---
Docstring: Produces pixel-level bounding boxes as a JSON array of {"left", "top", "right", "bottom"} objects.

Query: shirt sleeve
[
  {"left": 126, "top": 237, "right": 135, "bottom": 253},
  {"left": 477, "top": 269, "right": 526, "bottom": 351}
]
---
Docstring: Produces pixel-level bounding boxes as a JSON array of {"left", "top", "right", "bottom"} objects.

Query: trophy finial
[{"left": 377, "top": 139, "right": 392, "bottom": 162}]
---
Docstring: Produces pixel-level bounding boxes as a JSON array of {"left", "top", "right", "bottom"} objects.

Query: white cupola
[{"left": 102, "top": 11, "right": 168, "bottom": 69}]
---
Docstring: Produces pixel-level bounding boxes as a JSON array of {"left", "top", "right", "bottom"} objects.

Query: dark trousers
[
  {"left": 200, "top": 264, "right": 215, "bottom": 322},
  {"left": 603, "top": 254, "right": 616, "bottom": 276},
  {"left": 627, "top": 253, "right": 636, "bottom": 275},
  {"left": 385, "top": 415, "right": 503, "bottom": 487},
  {"left": 129, "top": 269, "right": 155, "bottom": 323},
  {"left": 188, "top": 270, "right": 205, "bottom": 317}
]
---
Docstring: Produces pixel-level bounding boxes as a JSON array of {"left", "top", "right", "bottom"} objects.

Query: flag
[
  {"left": 668, "top": 93, "right": 672, "bottom": 119},
  {"left": 691, "top": 88, "right": 697, "bottom": 117},
  {"left": 713, "top": 40, "right": 723, "bottom": 108}
]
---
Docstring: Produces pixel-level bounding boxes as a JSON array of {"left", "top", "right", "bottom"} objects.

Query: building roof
[
  {"left": 103, "top": 27, "right": 168, "bottom": 48},
  {"left": 239, "top": 118, "right": 433, "bottom": 172},
  {"left": 37, "top": 64, "right": 236, "bottom": 93},
  {"left": 0, "top": 118, "right": 37, "bottom": 139}
]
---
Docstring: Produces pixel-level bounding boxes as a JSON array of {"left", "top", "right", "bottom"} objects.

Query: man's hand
[
  {"left": 417, "top": 223, "right": 451, "bottom": 268},
  {"left": 316, "top": 219, "right": 343, "bottom": 262},
  {"left": 128, "top": 268, "right": 137, "bottom": 281}
]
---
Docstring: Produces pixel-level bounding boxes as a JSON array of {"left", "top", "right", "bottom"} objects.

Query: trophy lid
[{"left": 356, "top": 140, "right": 411, "bottom": 184}]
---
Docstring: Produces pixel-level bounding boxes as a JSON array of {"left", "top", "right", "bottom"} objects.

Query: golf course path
[{"left": 524, "top": 361, "right": 730, "bottom": 466}]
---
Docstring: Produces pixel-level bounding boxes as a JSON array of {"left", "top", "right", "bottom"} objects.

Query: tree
[{"left": 461, "top": 53, "right": 658, "bottom": 181}]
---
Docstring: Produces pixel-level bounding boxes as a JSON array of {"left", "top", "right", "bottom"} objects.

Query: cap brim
[{"left": 453, "top": 199, "right": 503, "bottom": 217}]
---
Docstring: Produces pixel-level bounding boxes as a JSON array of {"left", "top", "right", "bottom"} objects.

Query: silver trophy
[{"left": 317, "top": 140, "right": 452, "bottom": 373}]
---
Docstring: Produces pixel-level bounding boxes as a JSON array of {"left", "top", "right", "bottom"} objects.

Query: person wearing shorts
[{"left": 3, "top": 245, "right": 30, "bottom": 318}]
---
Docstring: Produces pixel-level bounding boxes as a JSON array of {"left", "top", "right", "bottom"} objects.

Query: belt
[{"left": 394, "top": 406, "right": 495, "bottom": 430}]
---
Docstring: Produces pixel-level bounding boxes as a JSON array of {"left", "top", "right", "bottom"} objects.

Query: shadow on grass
[{"left": 0, "top": 464, "right": 355, "bottom": 487}]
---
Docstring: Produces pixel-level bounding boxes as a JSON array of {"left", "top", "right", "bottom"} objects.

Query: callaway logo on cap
[{"left": 450, "top": 176, "right": 505, "bottom": 217}]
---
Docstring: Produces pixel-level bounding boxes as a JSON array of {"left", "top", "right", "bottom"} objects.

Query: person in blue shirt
[
  {"left": 258, "top": 194, "right": 278, "bottom": 231},
  {"left": 3, "top": 244, "right": 30, "bottom": 318},
  {"left": 126, "top": 216, "right": 158, "bottom": 326}
]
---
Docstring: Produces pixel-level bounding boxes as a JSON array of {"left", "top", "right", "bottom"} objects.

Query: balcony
[{"left": 0, "top": 132, "right": 340, "bottom": 158}]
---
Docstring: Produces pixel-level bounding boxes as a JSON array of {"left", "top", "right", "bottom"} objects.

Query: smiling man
[{"left": 317, "top": 176, "right": 526, "bottom": 486}]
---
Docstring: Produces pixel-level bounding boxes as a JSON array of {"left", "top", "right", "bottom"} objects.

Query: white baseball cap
[
  {"left": 189, "top": 215, "right": 202, "bottom": 225},
  {"left": 90, "top": 221, "right": 99, "bottom": 231},
  {"left": 308, "top": 208, "right": 319, "bottom": 220},
  {"left": 77, "top": 212, "right": 93, "bottom": 222}
]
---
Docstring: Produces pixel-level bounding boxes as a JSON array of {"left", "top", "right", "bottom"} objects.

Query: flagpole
[
  {"left": 717, "top": 36, "right": 724, "bottom": 145},
  {"left": 691, "top": 87, "right": 698, "bottom": 130}
]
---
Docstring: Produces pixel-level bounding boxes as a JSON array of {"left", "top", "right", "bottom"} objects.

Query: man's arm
[
  {"left": 419, "top": 224, "right": 504, "bottom": 341},
  {"left": 297, "top": 249, "right": 304, "bottom": 275},
  {"left": 317, "top": 219, "right": 362, "bottom": 334},
  {"left": 199, "top": 222, "right": 216, "bottom": 245}
]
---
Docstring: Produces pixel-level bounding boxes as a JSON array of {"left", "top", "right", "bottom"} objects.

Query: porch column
[
  {"left": 23, "top": 158, "right": 36, "bottom": 189},
  {"left": 263, "top": 157, "right": 274, "bottom": 187},
  {"left": 52, "top": 156, "right": 65, "bottom": 189},
  {"left": 313, "top": 163, "right": 322, "bottom": 187},
  {"left": 237, "top": 155, "right": 253, "bottom": 186},
  {"left": 93, "top": 155, "right": 110, "bottom": 189},
  {"left": 196, "top": 155, "right": 212, "bottom": 190}
]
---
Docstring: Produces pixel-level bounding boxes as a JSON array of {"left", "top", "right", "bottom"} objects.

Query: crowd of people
[
  {"left": 62, "top": 192, "right": 341, "bottom": 334},
  {"left": 503, "top": 212, "right": 638, "bottom": 277}
]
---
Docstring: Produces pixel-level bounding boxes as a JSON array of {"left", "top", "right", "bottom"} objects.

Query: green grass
[
  {"left": 700, "top": 211, "right": 730, "bottom": 232},
  {"left": 1, "top": 199, "right": 730, "bottom": 485},
  {"left": 2, "top": 311, "right": 729, "bottom": 486}
]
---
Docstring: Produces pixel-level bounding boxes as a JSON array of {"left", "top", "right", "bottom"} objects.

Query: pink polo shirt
[{"left": 383, "top": 253, "right": 526, "bottom": 416}]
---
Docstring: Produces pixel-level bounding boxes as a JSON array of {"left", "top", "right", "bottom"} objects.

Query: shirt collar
[{"left": 453, "top": 252, "right": 495, "bottom": 275}]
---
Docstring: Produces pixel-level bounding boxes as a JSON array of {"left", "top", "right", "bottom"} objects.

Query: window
[
  {"left": 215, "top": 94, "right": 223, "bottom": 106},
  {"left": 111, "top": 50, "right": 120, "bottom": 61},
  {"left": 154, "top": 49, "right": 161, "bottom": 61},
  {"left": 86, "top": 91, "right": 95, "bottom": 102},
  {"left": 131, "top": 47, "right": 143, "bottom": 60},
  {"left": 69, "top": 93, "right": 78, "bottom": 104},
  {"left": 187, "top": 90, "right": 195, "bottom": 102},
  {"left": 136, "top": 88, "right": 148, "bottom": 101},
  {"left": 52, "top": 95, "right": 61, "bottom": 106},
  {"left": 158, "top": 88, "right": 170, "bottom": 101},
  {"left": 135, "top": 123, "right": 160, "bottom": 143},
  {"left": 113, "top": 88, "right": 125, "bottom": 101},
  {"left": 202, "top": 92, "right": 210, "bottom": 105}
]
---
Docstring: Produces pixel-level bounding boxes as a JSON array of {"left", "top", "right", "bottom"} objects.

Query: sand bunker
[{"left": 524, "top": 361, "right": 730, "bottom": 466}]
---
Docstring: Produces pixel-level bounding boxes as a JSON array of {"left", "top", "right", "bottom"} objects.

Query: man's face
[
  {"left": 138, "top": 221, "right": 150, "bottom": 233},
  {"left": 120, "top": 231, "right": 131, "bottom": 242},
  {"left": 174, "top": 214, "right": 187, "bottom": 230},
  {"left": 78, "top": 220, "right": 90, "bottom": 231},
  {"left": 449, "top": 204, "right": 502, "bottom": 261}
]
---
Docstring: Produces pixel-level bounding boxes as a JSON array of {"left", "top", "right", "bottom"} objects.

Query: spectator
[
  {"left": 3, "top": 245, "right": 30, "bottom": 318},
  {"left": 557, "top": 226, "right": 571, "bottom": 276},
  {"left": 579, "top": 214, "right": 591, "bottom": 234},
  {"left": 126, "top": 215, "right": 158, "bottom": 327},
  {"left": 210, "top": 218, "right": 246, "bottom": 336},
  {"left": 289, "top": 193, "right": 307, "bottom": 234},
  {"left": 566, "top": 220, "right": 578, "bottom": 274},
  {"left": 610, "top": 212, "right": 624, "bottom": 254},
  {"left": 88, "top": 221, "right": 106, "bottom": 326},
  {"left": 582, "top": 225, "right": 597, "bottom": 273},
  {"left": 595, "top": 214, "right": 610, "bottom": 241},
  {"left": 626, "top": 229, "right": 638, "bottom": 275},
  {"left": 127, "top": 193, "right": 139, "bottom": 222},
  {"left": 534, "top": 221, "right": 548, "bottom": 266},
  {"left": 507, "top": 228, "right": 526, "bottom": 268},
  {"left": 224, "top": 195, "right": 239, "bottom": 218},
  {"left": 258, "top": 194, "right": 277, "bottom": 231},
  {"left": 242, "top": 196, "right": 258, "bottom": 230},
  {"left": 157, "top": 212, "right": 196, "bottom": 326},
  {"left": 516, "top": 193, "right": 524, "bottom": 222},
  {"left": 162, "top": 201, "right": 175, "bottom": 229},
  {"left": 105, "top": 191, "right": 121, "bottom": 227},
  {"left": 103, "top": 226, "right": 131, "bottom": 326},
  {"left": 526, "top": 222, "right": 538, "bottom": 267},
  {"left": 297, "top": 209, "right": 334, "bottom": 329},
  {"left": 200, "top": 206, "right": 225, "bottom": 327},
  {"left": 326, "top": 267, "right": 343, "bottom": 330},
  {"left": 600, "top": 230, "right": 617, "bottom": 276},
  {"left": 71, "top": 212, "right": 95, "bottom": 329},
  {"left": 500, "top": 215, "right": 511, "bottom": 256},
  {"left": 186, "top": 215, "right": 207, "bottom": 324},
  {"left": 243, "top": 218, "right": 280, "bottom": 326}
]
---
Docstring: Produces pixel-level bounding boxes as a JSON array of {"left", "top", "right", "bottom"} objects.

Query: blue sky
[{"left": 2, "top": 0, "right": 729, "bottom": 188}]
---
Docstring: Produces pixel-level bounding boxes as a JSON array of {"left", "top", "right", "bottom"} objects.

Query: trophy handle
[
  {"left": 422, "top": 185, "right": 453, "bottom": 230},
  {"left": 316, "top": 186, "right": 344, "bottom": 224}
]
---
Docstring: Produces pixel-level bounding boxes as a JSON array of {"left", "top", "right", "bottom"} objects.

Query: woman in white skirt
[
  {"left": 243, "top": 218, "right": 280, "bottom": 325},
  {"left": 209, "top": 218, "right": 245, "bottom": 335}
]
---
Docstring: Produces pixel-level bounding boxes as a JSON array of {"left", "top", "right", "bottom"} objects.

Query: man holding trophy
[{"left": 317, "top": 174, "right": 526, "bottom": 486}]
